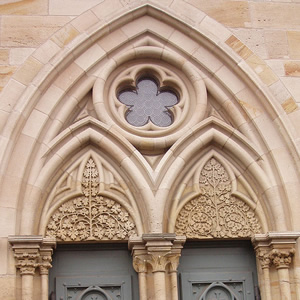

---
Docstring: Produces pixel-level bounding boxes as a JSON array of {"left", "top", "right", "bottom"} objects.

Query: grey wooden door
[
  {"left": 49, "top": 244, "right": 139, "bottom": 300},
  {"left": 178, "top": 241, "right": 259, "bottom": 300}
]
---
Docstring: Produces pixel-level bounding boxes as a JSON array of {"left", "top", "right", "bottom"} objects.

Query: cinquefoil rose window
[{"left": 117, "top": 76, "right": 179, "bottom": 127}]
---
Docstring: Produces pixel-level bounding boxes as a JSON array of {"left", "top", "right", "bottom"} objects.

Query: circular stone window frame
[{"left": 93, "top": 48, "right": 207, "bottom": 151}]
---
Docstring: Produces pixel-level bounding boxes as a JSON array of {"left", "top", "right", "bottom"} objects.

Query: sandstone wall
[{"left": 1, "top": 0, "right": 299, "bottom": 139}]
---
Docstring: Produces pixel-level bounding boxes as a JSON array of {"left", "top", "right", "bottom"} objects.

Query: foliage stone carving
[
  {"left": 46, "top": 158, "right": 137, "bottom": 241},
  {"left": 175, "top": 158, "right": 261, "bottom": 239}
]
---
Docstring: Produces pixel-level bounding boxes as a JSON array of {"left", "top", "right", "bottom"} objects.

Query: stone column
[
  {"left": 253, "top": 236, "right": 272, "bottom": 300},
  {"left": 9, "top": 236, "right": 56, "bottom": 300},
  {"left": 129, "top": 234, "right": 186, "bottom": 300},
  {"left": 39, "top": 238, "right": 56, "bottom": 300},
  {"left": 133, "top": 255, "right": 148, "bottom": 300},
  {"left": 270, "top": 249, "right": 295, "bottom": 300},
  {"left": 9, "top": 236, "right": 43, "bottom": 300},
  {"left": 252, "top": 232, "right": 300, "bottom": 300},
  {"left": 169, "top": 255, "right": 180, "bottom": 300}
]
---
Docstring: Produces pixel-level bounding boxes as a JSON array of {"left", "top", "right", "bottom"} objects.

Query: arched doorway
[{"left": 4, "top": 2, "right": 300, "bottom": 300}]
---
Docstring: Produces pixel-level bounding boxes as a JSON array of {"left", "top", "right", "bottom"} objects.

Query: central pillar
[{"left": 129, "top": 234, "right": 186, "bottom": 300}]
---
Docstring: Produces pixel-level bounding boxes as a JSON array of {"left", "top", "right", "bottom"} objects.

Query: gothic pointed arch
[
  {"left": 43, "top": 155, "right": 138, "bottom": 242},
  {"left": 174, "top": 156, "right": 262, "bottom": 239},
  {"left": 0, "top": 0, "right": 298, "bottom": 239}
]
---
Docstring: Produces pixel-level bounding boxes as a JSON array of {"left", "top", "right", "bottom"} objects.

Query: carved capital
[
  {"left": 168, "top": 255, "right": 180, "bottom": 273},
  {"left": 269, "top": 249, "right": 295, "bottom": 269},
  {"left": 256, "top": 249, "right": 271, "bottom": 269},
  {"left": 147, "top": 252, "right": 171, "bottom": 273},
  {"left": 9, "top": 235, "right": 42, "bottom": 276},
  {"left": 252, "top": 232, "right": 300, "bottom": 270},
  {"left": 9, "top": 236, "right": 56, "bottom": 276},
  {"left": 133, "top": 255, "right": 147, "bottom": 273},
  {"left": 39, "top": 255, "right": 53, "bottom": 275},
  {"left": 129, "top": 234, "right": 186, "bottom": 274},
  {"left": 39, "top": 237, "right": 56, "bottom": 275},
  {"left": 14, "top": 251, "right": 39, "bottom": 275}
]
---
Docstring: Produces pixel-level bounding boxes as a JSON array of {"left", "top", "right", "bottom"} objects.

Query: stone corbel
[
  {"left": 252, "top": 232, "right": 300, "bottom": 300},
  {"left": 9, "top": 235, "right": 56, "bottom": 300},
  {"left": 129, "top": 233, "right": 186, "bottom": 300}
]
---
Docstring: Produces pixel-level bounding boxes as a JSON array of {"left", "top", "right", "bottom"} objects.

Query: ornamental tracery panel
[
  {"left": 45, "top": 157, "right": 137, "bottom": 241},
  {"left": 175, "top": 158, "right": 261, "bottom": 238}
]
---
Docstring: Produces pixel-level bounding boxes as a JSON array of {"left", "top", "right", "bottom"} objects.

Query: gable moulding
[{"left": 0, "top": 2, "right": 299, "bottom": 236}]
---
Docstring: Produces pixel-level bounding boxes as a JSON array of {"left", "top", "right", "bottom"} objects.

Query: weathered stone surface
[
  {"left": 0, "top": 65, "right": 17, "bottom": 91},
  {"left": 284, "top": 61, "right": 300, "bottom": 77},
  {"left": 287, "top": 31, "right": 300, "bottom": 59},
  {"left": 265, "top": 30, "right": 289, "bottom": 59},
  {"left": 0, "top": 0, "right": 48, "bottom": 15},
  {"left": 1, "top": 16, "right": 72, "bottom": 47},
  {"left": 282, "top": 97, "right": 298, "bottom": 114},
  {"left": 0, "top": 49, "right": 9, "bottom": 65},
  {"left": 225, "top": 35, "right": 253, "bottom": 60},
  {"left": 188, "top": 0, "right": 250, "bottom": 27},
  {"left": 251, "top": 2, "right": 300, "bottom": 29}
]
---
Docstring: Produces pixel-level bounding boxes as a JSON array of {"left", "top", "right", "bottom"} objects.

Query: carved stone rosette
[
  {"left": 45, "top": 158, "right": 137, "bottom": 241},
  {"left": 175, "top": 158, "right": 261, "bottom": 238}
]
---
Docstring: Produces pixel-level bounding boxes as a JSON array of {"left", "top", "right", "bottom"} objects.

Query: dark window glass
[{"left": 118, "top": 77, "right": 179, "bottom": 127}]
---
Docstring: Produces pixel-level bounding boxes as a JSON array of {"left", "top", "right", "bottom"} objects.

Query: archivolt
[{"left": 0, "top": 2, "right": 298, "bottom": 235}]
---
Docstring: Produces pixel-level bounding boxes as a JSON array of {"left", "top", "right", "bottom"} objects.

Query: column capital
[
  {"left": 129, "top": 234, "right": 186, "bottom": 273},
  {"left": 269, "top": 249, "right": 295, "bottom": 269},
  {"left": 8, "top": 235, "right": 56, "bottom": 275},
  {"left": 39, "top": 238, "right": 56, "bottom": 275},
  {"left": 252, "top": 231, "right": 300, "bottom": 269}
]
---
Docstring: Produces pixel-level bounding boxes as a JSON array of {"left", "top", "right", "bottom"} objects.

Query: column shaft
[
  {"left": 170, "top": 272, "right": 179, "bottom": 300},
  {"left": 262, "top": 268, "right": 272, "bottom": 300},
  {"left": 153, "top": 271, "right": 166, "bottom": 300},
  {"left": 277, "top": 268, "right": 292, "bottom": 300},
  {"left": 138, "top": 272, "right": 147, "bottom": 300},
  {"left": 22, "top": 274, "right": 34, "bottom": 300}
]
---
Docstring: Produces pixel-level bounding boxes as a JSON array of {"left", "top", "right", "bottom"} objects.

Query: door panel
[
  {"left": 56, "top": 275, "right": 131, "bottom": 300},
  {"left": 178, "top": 241, "right": 258, "bottom": 300},
  {"left": 49, "top": 244, "right": 138, "bottom": 300},
  {"left": 181, "top": 271, "right": 254, "bottom": 300}
]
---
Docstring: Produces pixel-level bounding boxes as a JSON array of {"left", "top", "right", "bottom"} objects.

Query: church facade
[{"left": 1, "top": 1, "right": 300, "bottom": 299}]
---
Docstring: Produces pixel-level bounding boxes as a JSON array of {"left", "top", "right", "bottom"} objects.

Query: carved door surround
[
  {"left": 4, "top": 3, "right": 300, "bottom": 300},
  {"left": 9, "top": 232, "right": 300, "bottom": 300}
]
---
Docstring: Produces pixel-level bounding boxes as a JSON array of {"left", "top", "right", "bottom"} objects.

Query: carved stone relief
[
  {"left": 45, "top": 158, "right": 137, "bottom": 241},
  {"left": 175, "top": 158, "right": 261, "bottom": 238}
]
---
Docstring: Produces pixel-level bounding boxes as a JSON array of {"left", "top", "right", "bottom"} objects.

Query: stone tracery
[
  {"left": 175, "top": 158, "right": 261, "bottom": 238},
  {"left": 45, "top": 158, "right": 137, "bottom": 241}
]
